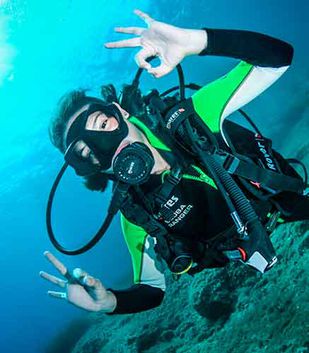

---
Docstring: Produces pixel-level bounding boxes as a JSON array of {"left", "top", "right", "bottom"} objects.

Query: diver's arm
[
  {"left": 105, "top": 216, "right": 166, "bottom": 314},
  {"left": 105, "top": 10, "right": 293, "bottom": 137},
  {"left": 199, "top": 28, "right": 293, "bottom": 67},
  {"left": 191, "top": 30, "right": 293, "bottom": 141},
  {"left": 107, "top": 284, "right": 165, "bottom": 314},
  {"left": 107, "top": 236, "right": 166, "bottom": 314}
]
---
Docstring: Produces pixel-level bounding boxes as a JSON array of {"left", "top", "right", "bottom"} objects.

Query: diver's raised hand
[
  {"left": 104, "top": 9, "right": 207, "bottom": 78},
  {"left": 40, "top": 251, "right": 117, "bottom": 312}
]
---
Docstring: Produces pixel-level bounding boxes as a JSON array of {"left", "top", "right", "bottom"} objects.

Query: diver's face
[
  {"left": 85, "top": 110, "right": 119, "bottom": 132},
  {"left": 70, "top": 103, "right": 132, "bottom": 173},
  {"left": 74, "top": 110, "right": 119, "bottom": 166}
]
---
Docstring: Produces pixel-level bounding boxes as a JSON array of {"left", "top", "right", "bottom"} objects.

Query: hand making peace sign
[{"left": 40, "top": 251, "right": 116, "bottom": 312}]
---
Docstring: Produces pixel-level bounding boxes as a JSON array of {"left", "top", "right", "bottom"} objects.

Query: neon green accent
[
  {"left": 121, "top": 214, "right": 148, "bottom": 284},
  {"left": 160, "top": 170, "right": 168, "bottom": 182},
  {"left": 192, "top": 61, "right": 254, "bottom": 133},
  {"left": 190, "top": 166, "right": 217, "bottom": 189},
  {"left": 161, "top": 165, "right": 217, "bottom": 189},
  {"left": 266, "top": 212, "right": 285, "bottom": 223},
  {"left": 128, "top": 116, "right": 171, "bottom": 151},
  {"left": 172, "top": 259, "right": 194, "bottom": 275}
]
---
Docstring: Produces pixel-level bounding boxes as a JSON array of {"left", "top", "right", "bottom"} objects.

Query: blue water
[{"left": 0, "top": 1, "right": 307, "bottom": 352}]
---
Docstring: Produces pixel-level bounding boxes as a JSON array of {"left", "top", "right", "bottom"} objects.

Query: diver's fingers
[
  {"left": 72, "top": 267, "right": 90, "bottom": 285},
  {"left": 115, "top": 26, "right": 144, "bottom": 35},
  {"left": 134, "top": 9, "right": 154, "bottom": 25},
  {"left": 148, "top": 63, "right": 173, "bottom": 78},
  {"left": 47, "top": 291, "right": 67, "bottom": 300},
  {"left": 105, "top": 37, "right": 141, "bottom": 49},
  {"left": 43, "top": 251, "right": 67, "bottom": 276},
  {"left": 72, "top": 268, "right": 105, "bottom": 291},
  {"left": 39, "top": 271, "right": 67, "bottom": 288},
  {"left": 72, "top": 267, "right": 88, "bottom": 279},
  {"left": 135, "top": 48, "right": 155, "bottom": 70},
  {"left": 82, "top": 276, "right": 108, "bottom": 302},
  {"left": 83, "top": 275, "right": 105, "bottom": 290}
]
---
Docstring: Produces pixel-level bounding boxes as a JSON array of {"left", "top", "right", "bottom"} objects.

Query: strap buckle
[
  {"left": 265, "top": 211, "right": 281, "bottom": 232},
  {"left": 166, "top": 166, "right": 182, "bottom": 185},
  {"left": 222, "top": 154, "right": 241, "bottom": 174}
]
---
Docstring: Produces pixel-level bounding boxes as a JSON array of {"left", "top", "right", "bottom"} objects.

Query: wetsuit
[{"left": 108, "top": 28, "right": 297, "bottom": 314}]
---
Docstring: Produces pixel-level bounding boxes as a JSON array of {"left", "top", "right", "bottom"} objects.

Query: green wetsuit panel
[
  {"left": 128, "top": 116, "right": 171, "bottom": 152},
  {"left": 121, "top": 214, "right": 148, "bottom": 284},
  {"left": 192, "top": 61, "right": 253, "bottom": 133}
]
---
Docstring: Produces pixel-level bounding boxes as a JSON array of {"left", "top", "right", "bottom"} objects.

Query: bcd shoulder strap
[{"left": 161, "top": 100, "right": 306, "bottom": 197}]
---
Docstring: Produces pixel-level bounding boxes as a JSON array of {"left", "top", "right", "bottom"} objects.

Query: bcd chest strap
[
  {"left": 151, "top": 166, "right": 183, "bottom": 220},
  {"left": 218, "top": 151, "right": 304, "bottom": 194}
]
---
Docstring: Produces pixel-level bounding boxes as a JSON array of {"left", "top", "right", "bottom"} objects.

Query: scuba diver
[{"left": 40, "top": 10, "right": 309, "bottom": 315}]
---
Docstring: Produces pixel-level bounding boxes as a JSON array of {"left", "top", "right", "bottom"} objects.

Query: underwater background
[{"left": 0, "top": 0, "right": 308, "bottom": 352}]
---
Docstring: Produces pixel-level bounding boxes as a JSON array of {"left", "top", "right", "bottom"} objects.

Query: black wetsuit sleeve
[
  {"left": 191, "top": 29, "right": 293, "bottom": 135},
  {"left": 199, "top": 28, "right": 293, "bottom": 67},
  {"left": 107, "top": 284, "right": 165, "bottom": 314}
]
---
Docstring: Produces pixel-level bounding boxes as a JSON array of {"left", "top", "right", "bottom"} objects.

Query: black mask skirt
[{"left": 64, "top": 103, "right": 129, "bottom": 176}]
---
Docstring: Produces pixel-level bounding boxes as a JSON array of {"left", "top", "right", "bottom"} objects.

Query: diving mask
[{"left": 64, "top": 102, "right": 129, "bottom": 176}]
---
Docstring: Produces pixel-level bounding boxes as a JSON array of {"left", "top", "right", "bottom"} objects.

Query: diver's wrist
[{"left": 184, "top": 29, "right": 208, "bottom": 56}]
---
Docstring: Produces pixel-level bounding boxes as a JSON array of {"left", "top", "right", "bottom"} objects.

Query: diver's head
[
  {"left": 49, "top": 90, "right": 148, "bottom": 180},
  {"left": 64, "top": 101, "right": 131, "bottom": 174}
]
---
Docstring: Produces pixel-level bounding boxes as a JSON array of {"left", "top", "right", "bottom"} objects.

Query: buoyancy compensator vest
[{"left": 119, "top": 61, "right": 308, "bottom": 274}]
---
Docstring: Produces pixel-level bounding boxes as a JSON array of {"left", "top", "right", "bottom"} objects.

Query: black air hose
[
  {"left": 183, "top": 119, "right": 257, "bottom": 221},
  {"left": 202, "top": 152, "right": 257, "bottom": 224}
]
